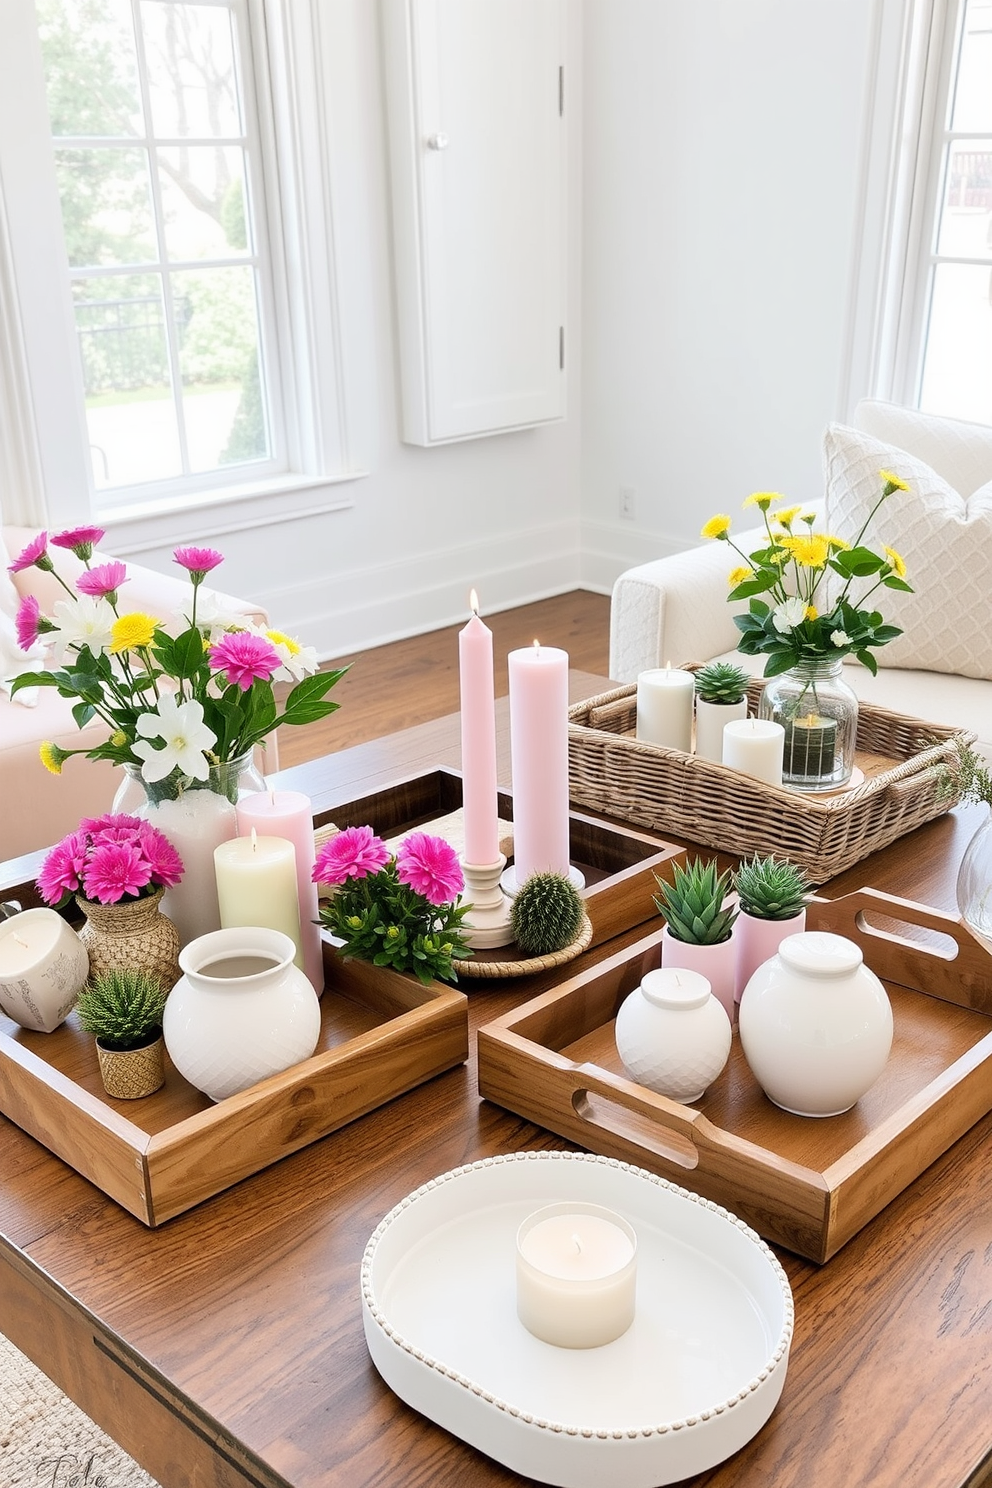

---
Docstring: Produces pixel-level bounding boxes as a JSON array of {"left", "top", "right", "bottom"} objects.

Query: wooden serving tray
[
  {"left": 315, "top": 766, "right": 687, "bottom": 955},
  {"left": 0, "top": 935, "right": 468, "bottom": 1227},
  {"left": 477, "top": 888, "right": 992, "bottom": 1262}
]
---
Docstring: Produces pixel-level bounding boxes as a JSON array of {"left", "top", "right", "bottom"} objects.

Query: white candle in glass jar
[
  {"left": 516, "top": 1202, "right": 637, "bottom": 1348},
  {"left": 214, "top": 833, "right": 303, "bottom": 969},
  {"left": 636, "top": 667, "right": 694, "bottom": 752},
  {"left": 722, "top": 718, "right": 785, "bottom": 786},
  {"left": 0, "top": 908, "right": 89, "bottom": 1033}
]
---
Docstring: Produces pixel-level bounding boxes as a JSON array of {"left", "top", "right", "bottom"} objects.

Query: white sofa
[
  {"left": 1, "top": 529, "right": 268, "bottom": 861},
  {"left": 610, "top": 401, "right": 992, "bottom": 756}
]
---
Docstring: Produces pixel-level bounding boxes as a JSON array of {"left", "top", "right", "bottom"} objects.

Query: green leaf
[
  {"left": 9, "top": 672, "right": 59, "bottom": 696},
  {"left": 762, "top": 651, "right": 799, "bottom": 677},
  {"left": 883, "top": 576, "right": 914, "bottom": 592},
  {"left": 728, "top": 572, "right": 778, "bottom": 600},
  {"left": 856, "top": 649, "right": 878, "bottom": 675},
  {"left": 171, "top": 626, "right": 209, "bottom": 681},
  {"left": 278, "top": 671, "right": 347, "bottom": 729},
  {"left": 72, "top": 701, "right": 95, "bottom": 728}
]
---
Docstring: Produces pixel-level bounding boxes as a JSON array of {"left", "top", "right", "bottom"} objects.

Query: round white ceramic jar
[
  {"left": 738, "top": 930, "right": 893, "bottom": 1117},
  {"left": 614, "top": 966, "right": 732, "bottom": 1103}
]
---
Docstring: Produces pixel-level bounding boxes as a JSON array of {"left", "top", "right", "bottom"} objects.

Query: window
[{"left": 37, "top": 0, "right": 281, "bottom": 507}]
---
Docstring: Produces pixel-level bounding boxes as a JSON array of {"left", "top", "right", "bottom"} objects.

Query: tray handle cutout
[{"left": 573, "top": 1086, "right": 700, "bottom": 1169}]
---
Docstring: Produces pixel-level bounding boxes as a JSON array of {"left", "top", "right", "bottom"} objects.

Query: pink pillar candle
[
  {"left": 458, "top": 596, "right": 500, "bottom": 866},
  {"left": 236, "top": 790, "right": 324, "bottom": 994},
  {"left": 508, "top": 642, "right": 571, "bottom": 882}
]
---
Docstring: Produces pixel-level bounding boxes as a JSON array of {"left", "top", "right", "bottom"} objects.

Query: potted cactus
[
  {"left": 733, "top": 854, "right": 811, "bottom": 1005},
  {"left": 693, "top": 662, "right": 751, "bottom": 763},
  {"left": 510, "top": 871, "right": 586, "bottom": 957},
  {"left": 76, "top": 968, "right": 169, "bottom": 1100},
  {"left": 653, "top": 857, "right": 739, "bottom": 1017}
]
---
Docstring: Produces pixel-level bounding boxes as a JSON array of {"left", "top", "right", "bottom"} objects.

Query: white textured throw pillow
[{"left": 823, "top": 423, "right": 992, "bottom": 680}]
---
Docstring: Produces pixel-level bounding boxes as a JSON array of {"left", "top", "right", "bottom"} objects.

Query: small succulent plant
[
  {"left": 734, "top": 854, "right": 810, "bottom": 921},
  {"left": 653, "top": 857, "right": 738, "bottom": 946},
  {"left": 76, "top": 968, "right": 168, "bottom": 1051},
  {"left": 694, "top": 661, "right": 750, "bottom": 705},
  {"left": 511, "top": 871, "right": 585, "bottom": 956}
]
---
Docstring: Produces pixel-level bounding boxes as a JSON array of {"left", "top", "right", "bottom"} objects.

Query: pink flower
[
  {"left": 8, "top": 532, "right": 53, "bottom": 574},
  {"left": 76, "top": 561, "right": 127, "bottom": 600},
  {"left": 209, "top": 632, "right": 281, "bottom": 691},
  {"left": 137, "top": 821, "right": 184, "bottom": 886},
  {"left": 51, "top": 526, "right": 105, "bottom": 560},
  {"left": 313, "top": 825, "right": 390, "bottom": 885},
  {"left": 174, "top": 546, "right": 224, "bottom": 580},
  {"left": 37, "top": 828, "right": 90, "bottom": 904},
  {"left": 15, "top": 594, "right": 40, "bottom": 650},
  {"left": 396, "top": 832, "right": 464, "bottom": 906},
  {"left": 82, "top": 841, "right": 153, "bottom": 903},
  {"left": 80, "top": 813, "right": 143, "bottom": 834}
]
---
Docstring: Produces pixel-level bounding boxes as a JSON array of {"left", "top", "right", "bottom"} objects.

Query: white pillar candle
[
  {"left": 516, "top": 1201, "right": 637, "bottom": 1349},
  {"left": 148, "top": 791, "right": 238, "bottom": 947},
  {"left": 236, "top": 790, "right": 323, "bottom": 995},
  {"left": 507, "top": 641, "right": 571, "bottom": 883},
  {"left": 694, "top": 696, "right": 748, "bottom": 762},
  {"left": 0, "top": 908, "right": 89, "bottom": 1033},
  {"left": 214, "top": 833, "right": 303, "bottom": 969},
  {"left": 722, "top": 718, "right": 785, "bottom": 786},
  {"left": 636, "top": 667, "right": 694, "bottom": 751}
]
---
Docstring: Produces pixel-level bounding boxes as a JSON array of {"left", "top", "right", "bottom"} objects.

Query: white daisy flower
[
  {"left": 49, "top": 595, "right": 116, "bottom": 662},
  {"left": 132, "top": 694, "right": 217, "bottom": 782},
  {"left": 264, "top": 628, "right": 319, "bottom": 683},
  {"left": 771, "top": 597, "right": 807, "bottom": 634}
]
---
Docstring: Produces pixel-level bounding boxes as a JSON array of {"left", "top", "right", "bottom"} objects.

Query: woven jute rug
[{"left": 0, "top": 1329, "right": 160, "bottom": 1487}]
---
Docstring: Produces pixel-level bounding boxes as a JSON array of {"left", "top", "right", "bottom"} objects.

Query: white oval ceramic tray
[{"left": 361, "top": 1151, "right": 793, "bottom": 1488}]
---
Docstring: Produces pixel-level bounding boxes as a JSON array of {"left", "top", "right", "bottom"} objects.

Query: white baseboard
[{"left": 578, "top": 519, "right": 687, "bottom": 593}]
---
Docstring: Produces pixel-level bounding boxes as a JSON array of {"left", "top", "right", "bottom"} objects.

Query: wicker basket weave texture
[{"left": 567, "top": 681, "right": 972, "bottom": 884}]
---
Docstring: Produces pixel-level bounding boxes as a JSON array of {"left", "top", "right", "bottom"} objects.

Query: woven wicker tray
[{"left": 568, "top": 679, "right": 972, "bottom": 882}]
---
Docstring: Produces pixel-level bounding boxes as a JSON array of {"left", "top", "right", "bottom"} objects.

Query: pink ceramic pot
[
  {"left": 734, "top": 909, "right": 806, "bottom": 1005},
  {"left": 660, "top": 924, "right": 736, "bottom": 1021}
]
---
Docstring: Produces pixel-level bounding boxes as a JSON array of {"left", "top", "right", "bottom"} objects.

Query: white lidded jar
[
  {"left": 738, "top": 931, "right": 893, "bottom": 1117},
  {"left": 614, "top": 966, "right": 732, "bottom": 1103}
]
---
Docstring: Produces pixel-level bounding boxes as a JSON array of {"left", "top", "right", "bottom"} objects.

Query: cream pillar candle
[
  {"left": 507, "top": 641, "right": 571, "bottom": 884},
  {"left": 516, "top": 1201, "right": 637, "bottom": 1349},
  {"left": 0, "top": 908, "right": 89, "bottom": 1032},
  {"left": 722, "top": 718, "right": 785, "bottom": 786},
  {"left": 236, "top": 790, "right": 323, "bottom": 994},
  {"left": 636, "top": 667, "right": 694, "bottom": 751},
  {"left": 214, "top": 832, "right": 303, "bottom": 969}
]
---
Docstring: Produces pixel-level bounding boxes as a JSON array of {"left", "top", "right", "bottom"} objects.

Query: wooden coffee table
[{"left": 1, "top": 676, "right": 991, "bottom": 1488}]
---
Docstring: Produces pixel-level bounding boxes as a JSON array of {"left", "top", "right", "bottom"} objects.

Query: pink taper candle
[
  {"left": 235, "top": 790, "right": 323, "bottom": 994},
  {"left": 459, "top": 591, "right": 500, "bottom": 865},
  {"left": 508, "top": 641, "right": 571, "bottom": 882}
]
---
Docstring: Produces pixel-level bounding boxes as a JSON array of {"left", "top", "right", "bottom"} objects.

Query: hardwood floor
[{"left": 274, "top": 590, "right": 611, "bottom": 769}]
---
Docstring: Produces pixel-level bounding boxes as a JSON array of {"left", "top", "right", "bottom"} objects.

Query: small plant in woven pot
[
  {"left": 77, "top": 968, "right": 168, "bottom": 1099},
  {"left": 511, "top": 872, "right": 585, "bottom": 957},
  {"left": 654, "top": 858, "right": 737, "bottom": 945},
  {"left": 694, "top": 662, "right": 750, "bottom": 706},
  {"left": 734, "top": 855, "right": 811, "bottom": 921}
]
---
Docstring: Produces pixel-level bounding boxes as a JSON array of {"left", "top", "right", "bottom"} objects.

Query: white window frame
[{"left": 0, "top": 0, "right": 368, "bottom": 542}]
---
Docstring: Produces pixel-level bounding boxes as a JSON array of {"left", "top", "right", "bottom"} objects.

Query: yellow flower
[
  {"left": 701, "top": 514, "right": 731, "bottom": 540},
  {"left": 110, "top": 730, "right": 128, "bottom": 748},
  {"left": 266, "top": 628, "right": 301, "bottom": 656},
  {"left": 805, "top": 605, "right": 818, "bottom": 621},
  {"left": 768, "top": 546, "right": 790, "bottom": 565},
  {"left": 780, "top": 534, "right": 830, "bottom": 568},
  {"left": 743, "top": 491, "right": 783, "bottom": 511},
  {"left": 109, "top": 612, "right": 158, "bottom": 654},
  {"left": 39, "top": 741, "right": 70, "bottom": 775},
  {"left": 727, "top": 565, "right": 753, "bottom": 586},
  {"left": 884, "top": 545, "right": 907, "bottom": 577},
  {"left": 772, "top": 505, "right": 802, "bottom": 527},
  {"left": 879, "top": 469, "right": 910, "bottom": 494},
  {"left": 826, "top": 535, "right": 850, "bottom": 551}
]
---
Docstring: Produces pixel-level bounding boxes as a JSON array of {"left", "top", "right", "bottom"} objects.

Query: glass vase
[
  {"left": 957, "top": 811, "right": 992, "bottom": 955},
  {"left": 113, "top": 751, "right": 265, "bottom": 947},
  {"left": 757, "top": 658, "right": 859, "bottom": 793}
]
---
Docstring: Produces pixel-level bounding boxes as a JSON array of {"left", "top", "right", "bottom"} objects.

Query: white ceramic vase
[
  {"left": 164, "top": 926, "right": 321, "bottom": 1102},
  {"left": 738, "top": 930, "right": 893, "bottom": 1117},
  {"left": 615, "top": 965, "right": 732, "bottom": 1102},
  {"left": 660, "top": 923, "right": 737, "bottom": 1020}
]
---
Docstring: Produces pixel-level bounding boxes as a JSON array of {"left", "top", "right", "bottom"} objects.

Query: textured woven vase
[
  {"left": 96, "top": 1033, "right": 165, "bottom": 1099},
  {"left": 76, "top": 888, "right": 181, "bottom": 991}
]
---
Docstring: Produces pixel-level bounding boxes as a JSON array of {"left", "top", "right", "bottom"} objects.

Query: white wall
[{"left": 579, "top": 0, "right": 879, "bottom": 592}]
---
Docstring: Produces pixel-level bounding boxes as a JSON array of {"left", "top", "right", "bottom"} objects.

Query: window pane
[
  {"left": 920, "top": 263, "right": 992, "bottom": 424},
  {"left": 173, "top": 266, "right": 269, "bottom": 470},
  {"left": 38, "top": 0, "right": 143, "bottom": 138},
  {"left": 935, "top": 142, "right": 992, "bottom": 257},
  {"left": 54, "top": 146, "right": 157, "bottom": 266},
  {"left": 141, "top": 2, "right": 242, "bottom": 138},
  {"left": 73, "top": 275, "right": 183, "bottom": 487},
  {"left": 951, "top": 0, "right": 992, "bottom": 133},
  {"left": 159, "top": 145, "right": 250, "bottom": 259}
]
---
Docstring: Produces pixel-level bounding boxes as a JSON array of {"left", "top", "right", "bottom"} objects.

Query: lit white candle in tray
[
  {"left": 636, "top": 666, "right": 694, "bottom": 752},
  {"left": 214, "top": 832, "right": 303, "bottom": 970},
  {"left": 516, "top": 1201, "right": 637, "bottom": 1348},
  {"left": 722, "top": 718, "right": 785, "bottom": 786}
]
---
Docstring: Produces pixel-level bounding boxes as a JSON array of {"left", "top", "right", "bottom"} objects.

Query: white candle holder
[
  {"left": 499, "top": 862, "right": 586, "bottom": 897},
  {"left": 459, "top": 854, "right": 515, "bottom": 948}
]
